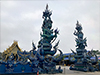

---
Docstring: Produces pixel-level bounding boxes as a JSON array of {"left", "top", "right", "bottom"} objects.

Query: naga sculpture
[
  {"left": 70, "top": 21, "right": 98, "bottom": 72},
  {"left": 17, "top": 50, "right": 30, "bottom": 65},
  {"left": 0, "top": 4, "right": 63, "bottom": 74}
]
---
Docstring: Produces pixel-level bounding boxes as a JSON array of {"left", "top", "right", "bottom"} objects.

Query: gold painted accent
[
  {"left": 2, "top": 40, "right": 22, "bottom": 62},
  {"left": 5, "top": 65, "right": 7, "bottom": 67},
  {"left": 22, "top": 70, "right": 24, "bottom": 72}
]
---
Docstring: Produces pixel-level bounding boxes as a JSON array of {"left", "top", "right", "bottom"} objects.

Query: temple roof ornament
[
  {"left": 2, "top": 41, "right": 22, "bottom": 62},
  {"left": 46, "top": 4, "right": 48, "bottom": 10}
]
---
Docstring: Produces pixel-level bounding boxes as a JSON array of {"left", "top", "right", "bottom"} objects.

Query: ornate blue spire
[{"left": 70, "top": 21, "right": 98, "bottom": 72}]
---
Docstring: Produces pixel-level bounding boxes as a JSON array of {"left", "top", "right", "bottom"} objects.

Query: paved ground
[{"left": 41, "top": 66, "right": 100, "bottom": 75}]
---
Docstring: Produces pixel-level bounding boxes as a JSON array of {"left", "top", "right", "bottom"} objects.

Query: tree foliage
[
  {"left": 0, "top": 52, "right": 2, "bottom": 60},
  {"left": 92, "top": 50, "right": 100, "bottom": 55}
]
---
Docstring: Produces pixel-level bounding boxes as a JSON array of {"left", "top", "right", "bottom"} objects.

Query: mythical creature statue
[
  {"left": 28, "top": 50, "right": 41, "bottom": 72},
  {"left": 38, "top": 46, "right": 63, "bottom": 73},
  {"left": 17, "top": 50, "right": 30, "bottom": 65}
]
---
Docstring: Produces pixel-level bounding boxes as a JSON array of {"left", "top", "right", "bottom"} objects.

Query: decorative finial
[
  {"left": 46, "top": 4, "right": 48, "bottom": 10},
  {"left": 76, "top": 20, "right": 79, "bottom": 25}
]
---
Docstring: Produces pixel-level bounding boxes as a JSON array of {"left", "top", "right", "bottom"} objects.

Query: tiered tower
[
  {"left": 38, "top": 4, "right": 59, "bottom": 56},
  {"left": 70, "top": 21, "right": 98, "bottom": 72},
  {"left": 74, "top": 21, "right": 87, "bottom": 58}
]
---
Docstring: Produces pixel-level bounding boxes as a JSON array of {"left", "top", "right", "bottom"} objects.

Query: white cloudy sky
[{"left": 0, "top": 0, "right": 100, "bottom": 54}]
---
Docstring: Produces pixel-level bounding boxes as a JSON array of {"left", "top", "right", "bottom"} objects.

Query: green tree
[
  {"left": 0, "top": 52, "right": 2, "bottom": 60},
  {"left": 92, "top": 50, "right": 100, "bottom": 55}
]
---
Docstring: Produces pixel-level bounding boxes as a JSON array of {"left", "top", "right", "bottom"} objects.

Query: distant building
[
  {"left": 2, "top": 41, "right": 22, "bottom": 62},
  {"left": 63, "top": 53, "right": 75, "bottom": 65},
  {"left": 62, "top": 53, "right": 100, "bottom": 66},
  {"left": 91, "top": 56, "right": 100, "bottom": 62}
]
